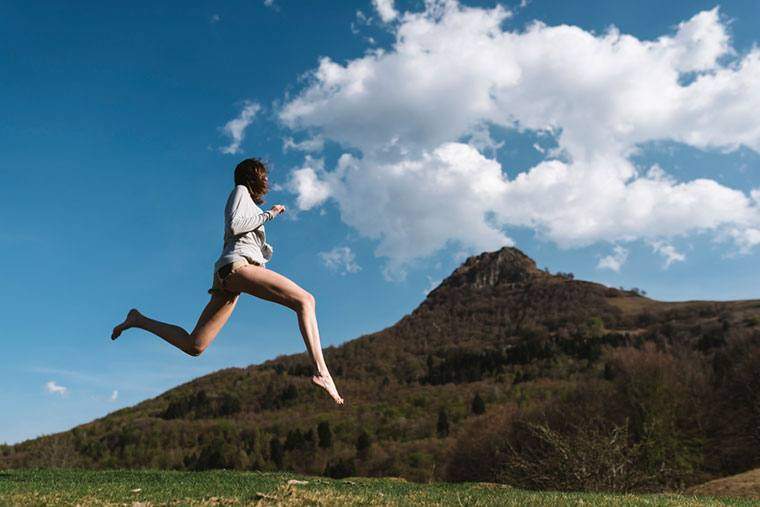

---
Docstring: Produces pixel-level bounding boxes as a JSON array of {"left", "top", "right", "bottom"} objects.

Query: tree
[
  {"left": 437, "top": 408, "right": 450, "bottom": 438},
  {"left": 194, "top": 437, "right": 246, "bottom": 471},
  {"left": 281, "top": 383, "right": 298, "bottom": 403},
  {"left": 192, "top": 390, "right": 213, "bottom": 418},
  {"left": 471, "top": 393, "right": 486, "bottom": 415},
  {"left": 356, "top": 430, "right": 371, "bottom": 459},
  {"left": 219, "top": 393, "right": 241, "bottom": 417},
  {"left": 325, "top": 457, "right": 355, "bottom": 478},
  {"left": 317, "top": 421, "right": 333, "bottom": 449},
  {"left": 269, "top": 437, "right": 284, "bottom": 469},
  {"left": 285, "top": 429, "right": 305, "bottom": 452},
  {"left": 304, "top": 429, "right": 316, "bottom": 450}
]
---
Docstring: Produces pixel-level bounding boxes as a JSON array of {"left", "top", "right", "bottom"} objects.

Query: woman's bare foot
[
  {"left": 111, "top": 308, "right": 142, "bottom": 340},
  {"left": 312, "top": 374, "right": 344, "bottom": 405}
]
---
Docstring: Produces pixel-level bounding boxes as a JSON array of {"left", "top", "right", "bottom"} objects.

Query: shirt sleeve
[{"left": 227, "top": 187, "right": 274, "bottom": 236}]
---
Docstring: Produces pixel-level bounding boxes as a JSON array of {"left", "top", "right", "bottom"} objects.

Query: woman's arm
[{"left": 227, "top": 187, "right": 275, "bottom": 236}]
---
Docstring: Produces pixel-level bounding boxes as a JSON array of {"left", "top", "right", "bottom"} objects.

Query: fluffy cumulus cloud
[
  {"left": 220, "top": 100, "right": 260, "bottom": 154},
  {"left": 279, "top": 0, "right": 760, "bottom": 279},
  {"left": 319, "top": 246, "right": 362, "bottom": 275},
  {"left": 285, "top": 156, "right": 333, "bottom": 211},
  {"left": 597, "top": 245, "right": 629, "bottom": 272},
  {"left": 372, "top": 0, "right": 398, "bottom": 23},
  {"left": 45, "top": 381, "right": 68, "bottom": 396}
]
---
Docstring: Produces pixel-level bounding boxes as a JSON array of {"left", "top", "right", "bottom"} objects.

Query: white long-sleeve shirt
[{"left": 213, "top": 185, "right": 275, "bottom": 272}]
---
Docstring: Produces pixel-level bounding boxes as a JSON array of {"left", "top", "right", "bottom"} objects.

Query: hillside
[
  {"left": 2, "top": 246, "right": 758, "bottom": 494},
  {"left": 688, "top": 468, "right": 760, "bottom": 500}
]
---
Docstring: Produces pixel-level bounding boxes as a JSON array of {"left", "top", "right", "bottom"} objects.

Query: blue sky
[{"left": 2, "top": 0, "right": 759, "bottom": 444}]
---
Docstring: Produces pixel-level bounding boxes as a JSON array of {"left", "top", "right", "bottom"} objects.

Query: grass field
[{"left": 0, "top": 469, "right": 758, "bottom": 506}]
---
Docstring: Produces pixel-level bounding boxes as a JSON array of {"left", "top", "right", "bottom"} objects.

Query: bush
[
  {"left": 356, "top": 431, "right": 371, "bottom": 459},
  {"left": 436, "top": 409, "right": 449, "bottom": 438},
  {"left": 317, "top": 421, "right": 332, "bottom": 449},
  {"left": 192, "top": 437, "right": 249, "bottom": 470},
  {"left": 705, "top": 338, "right": 760, "bottom": 473},
  {"left": 471, "top": 393, "right": 486, "bottom": 415},
  {"left": 447, "top": 346, "right": 712, "bottom": 493},
  {"left": 500, "top": 417, "right": 649, "bottom": 492},
  {"left": 446, "top": 405, "right": 517, "bottom": 482},
  {"left": 325, "top": 457, "right": 355, "bottom": 478}
]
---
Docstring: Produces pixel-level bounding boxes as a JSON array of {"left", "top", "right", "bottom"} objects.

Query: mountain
[{"left": 2, "top": 247, "right": 758, "bottom": 493}]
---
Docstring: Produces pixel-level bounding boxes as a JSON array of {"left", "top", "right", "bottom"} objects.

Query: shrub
[
  {"left": 471, "top": 393, "right": 486, "bottom": 415},
  {"left": 499, "top": 417, "right": 648, "bottom": 492},
  {"left": 356, "top": 431, "right": 371, "bottom": 459},
  {"left": 317, "top": 421, "right": 333, "bottom": 449},
  {"left": 436, "top": 409, "right": 450, "bottom": 438},
  {"left": 325, "top": 457, "right": 355, "bottom": 478}
]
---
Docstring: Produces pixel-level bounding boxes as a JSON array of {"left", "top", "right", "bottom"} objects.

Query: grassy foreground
[{"left": 0, "top": 469, "right": 756, "bottom": 506}]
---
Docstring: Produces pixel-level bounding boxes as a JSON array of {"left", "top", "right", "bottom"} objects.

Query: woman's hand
[{"left": 269, "top": 204, "right": 287, "bottom": 217}]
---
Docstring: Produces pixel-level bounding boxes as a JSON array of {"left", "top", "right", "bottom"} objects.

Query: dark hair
[{"left": 234, "top": 158, "right": 269, "bottom": 205}]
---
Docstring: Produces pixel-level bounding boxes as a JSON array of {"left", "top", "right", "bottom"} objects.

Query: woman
[{"left": 111, "top": 158, "right": 344, "bottom": 405}]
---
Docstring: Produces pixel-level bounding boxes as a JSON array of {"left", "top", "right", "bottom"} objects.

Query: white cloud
[
  {"left": 648, "top": 240, "right": 686, "bottom": 267},
  {"left": 649, "top": 8, "right": 733, "bottom": 73},
  {"left": 285, "top": 156, "right": 332, "bottom": 210},
  {"left": 283, "top": 135, "right": 325, "bottom": 153},
  {"left": 319, "top": 246, "right": 362, "bottom": 275},
  {"left": 45, "top": 381, "right": 68, "bottom": 396},
  {"left": 279, "top": 1, "right": 760, "bottom": 278},
  {"left": 210, "top": 14, "right": 221, "bottom": 23},
  {"left": 721, "top": 227, "right": 760, "bottom": 254},
  {"left": 220, "top": 100, "right": 260, "bottom": 155},
  {"left": 263, "top": 0, "right": 276, "bottom": 8},
  {"left": 372, "top": 0, "right": 398, "bottom": 23},
  {"left": 597, "top": 245, "right": 629, "bottom": 272},
  {"left": 293, "top": 144, "right": 513, "bottom": 280},
  {"left": 110, "top": 390, "right": 119, "bottom": 402}
]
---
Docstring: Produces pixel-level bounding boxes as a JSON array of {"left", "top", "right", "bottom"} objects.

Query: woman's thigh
[
  {"left": 191, "top": 292, "right": 239, "bottom": 345},
  {"left": 224, "top": 264, "right": 309, "bottom": 310}
]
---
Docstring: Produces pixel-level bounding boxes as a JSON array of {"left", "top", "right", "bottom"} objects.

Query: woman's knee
[
  {"left": 188, "top": 329, "right": 218, "bottom": 356},
  {"left": 295, "top": 291, "right": 316, "bottom": 312},
  {"left": 187, "top": 340, "right": 207, "bottom": 357},
  {"left": 184, "top": 332, "right": 208, "bottom": 357},
  {"left": 185, "top": 335, "right": 210, "bottom": 357}
]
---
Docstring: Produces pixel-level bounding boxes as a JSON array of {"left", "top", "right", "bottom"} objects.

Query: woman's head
[{"left": 234, "top": 158, "right": 269, "bottom": 204}]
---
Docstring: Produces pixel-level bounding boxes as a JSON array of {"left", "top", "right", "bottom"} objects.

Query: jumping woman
[{"left": 111, "top": 158, "right": 344, "bottom": 405}]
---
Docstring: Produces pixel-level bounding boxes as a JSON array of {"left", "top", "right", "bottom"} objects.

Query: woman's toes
[{"left": 312, "top": 374, "right": 344, "bottom": 405}]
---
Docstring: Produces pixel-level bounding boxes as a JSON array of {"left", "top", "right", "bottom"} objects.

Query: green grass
[{"left": 0, "top": 469, "right": 756, "bottom": 506}]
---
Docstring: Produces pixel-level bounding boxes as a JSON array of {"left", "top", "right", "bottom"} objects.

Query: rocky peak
[{"left": 433, "top": 246, "right": 546, "bottom": 292}]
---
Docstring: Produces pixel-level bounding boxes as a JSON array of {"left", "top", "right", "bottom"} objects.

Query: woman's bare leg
[
  {"left": 224, "top": 264, "right": 344, "bottom": 404},
  {"left": 111, "top": 293, "right": 239, "bottom": 356}
]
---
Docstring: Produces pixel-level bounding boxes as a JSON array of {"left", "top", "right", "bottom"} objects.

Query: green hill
[{"left": 2, "top": 247, "right": 758, "bottom": 495}]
